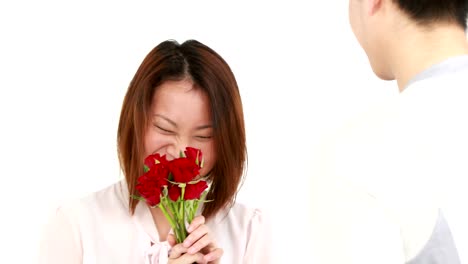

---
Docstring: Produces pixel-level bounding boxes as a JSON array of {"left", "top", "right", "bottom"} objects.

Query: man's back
[
  {"left": 398, "top": 56, "right": 468, "bottom": 263},
  {"left": 342, "top": 0, "right": 468, "bottom": 261},
  {"left": 317, "top": 55, "right": 468, "bottom": 263}
]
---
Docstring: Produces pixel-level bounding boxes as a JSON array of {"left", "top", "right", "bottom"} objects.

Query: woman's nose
[{"left": 166, "top": 138, "right": 189, "bottom": 160}]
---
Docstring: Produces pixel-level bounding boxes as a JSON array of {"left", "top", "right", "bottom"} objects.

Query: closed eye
[
  {"left": 195, "top": 135, "right": 212, "bottom": 140},
  {"left": 155, "top": 125, "right": 174, "bottom": 134}
]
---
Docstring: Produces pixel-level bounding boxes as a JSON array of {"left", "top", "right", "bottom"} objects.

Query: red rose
[
  {"left": 169, "top": 157, "right": 200, "bottom": 183},
  {"left": 136, "top": 162, "right": 169, "bottom": 206},
  {"left": 136, "top": 182, "right": 161, "bottom": 206},
  {"left": 184, "top": 147, "right": 203, "bottom": 168},
  {"left": 168, "top": 185, "right": 181, "bottom": 201},
  {"left": 184, "top": 180, "right": 208, "bottom": 200},
  {"left": 133, "top": 148, "right": 208, "bottom": 244},
  {"left": 136, "top": 176, "right": 162, "bottom": 206},
  {"left": 144, "top": 153, "right": 168, "bottom": 170},
  {"left": 168, "top": 180, "right": 208, "bottom": 201}
]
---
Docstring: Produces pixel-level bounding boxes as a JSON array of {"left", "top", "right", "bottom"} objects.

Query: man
[{"left": 314, "top": 1, "right": 468, "bottom": 263}]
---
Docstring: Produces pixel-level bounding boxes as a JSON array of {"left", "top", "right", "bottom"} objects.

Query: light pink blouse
[{"left": 38, "top": 181, "right": 271, "bottom": 264}]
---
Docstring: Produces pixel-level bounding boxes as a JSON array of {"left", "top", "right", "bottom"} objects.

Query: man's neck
[{"left": 388, "top": 24, "right": 468, "bottom": 91}]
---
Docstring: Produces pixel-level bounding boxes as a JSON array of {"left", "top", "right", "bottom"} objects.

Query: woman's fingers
[
  {"left": 167, "top": 233, "right": 177, "bottom": 247},
  {"left": 204, "top": 247, "right": 224, "bottom": 262},
  {"left": 182, "top": 252, "right": 206, "bottom": 264},
  {"left": 183, "top": 224, "right": 209, "bottom": 248},
  {"left": 169, "top": 243, "right": 188, "bottom": 259},
  {"left": 187, "top": 233, "right": 211, "bottom": 254},
  {"left": 168, "top": 215, "right": 222, "bottom": 263},
  {"left": 187, "top": 215, "right": 205, "bottom": 233},
  {"left": 168, "top": 251, "right": 206, "bottom": 264}
]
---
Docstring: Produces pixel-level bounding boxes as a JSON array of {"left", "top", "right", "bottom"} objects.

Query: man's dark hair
[{"left": 394, "top": 0, "right": 468, "bottom": 30}]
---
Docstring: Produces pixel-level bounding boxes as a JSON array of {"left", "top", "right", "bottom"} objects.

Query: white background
[{"left": 0, "top": 1, "right": 398, "bottom": 263}]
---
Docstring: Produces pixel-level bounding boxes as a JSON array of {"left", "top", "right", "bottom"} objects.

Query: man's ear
[{"left": 367, "top": 0, "right": 383, "bottom": 16}]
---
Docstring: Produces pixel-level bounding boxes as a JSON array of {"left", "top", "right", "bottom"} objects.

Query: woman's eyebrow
[{"left": 195, "top": 124, "right": 212, "bottom": 130}]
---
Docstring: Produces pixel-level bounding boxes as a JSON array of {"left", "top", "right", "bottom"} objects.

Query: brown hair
[{"left": 117, "top": 40, "right": 246, "bottom": 220}]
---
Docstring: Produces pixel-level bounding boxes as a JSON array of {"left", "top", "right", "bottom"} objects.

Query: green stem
[
  {"left": 186, "top": 201, "right": 192, "bottom": 224},
  {"left": 191, "top": 200, "right": 199, "bottom": 222},
  {"left": 169, "top": 199, "right": 183, "bottom": 244},
  {"left": 169, "top": 200, "right": 178, "bottom": 220},
  {"left": 180, "top": 186, "right": 187, "bottom": 240},
  {"left": 172, "top": 200, "right": 182, "bottom": 244},
  {"left": 158, "top": 203, "right": 176, "bottom": 231},
  {"left": 174, "top": 223, "right": 183, "bottom": 244}
]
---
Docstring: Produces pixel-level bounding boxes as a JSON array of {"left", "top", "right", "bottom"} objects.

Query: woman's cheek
[{"left": 144, "top": 132, "right": 171, "bottom": 156}]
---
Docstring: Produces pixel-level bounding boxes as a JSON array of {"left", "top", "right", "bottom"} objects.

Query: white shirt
[
  {"left": 314, "top": 56, "right": 468, "bottom": 263},
  {"left": 38, "top": 180, "right": 272, "bottom": 264}
]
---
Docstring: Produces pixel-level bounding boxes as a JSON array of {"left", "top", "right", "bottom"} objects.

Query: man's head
[
  {"left": 349, "top": 0, "right": 468, "bottom": 80},
  {"left": 393, "top": 0, "right": 468, "bottom": 30}
]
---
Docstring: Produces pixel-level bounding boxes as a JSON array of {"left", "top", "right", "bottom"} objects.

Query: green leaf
[
  {"left": 131, "top": 195, "right": 146, "bottom": 201},
  {"left": 199, "top": 190, "right": 208, "bottom": 202},
  {"left": 187, "top": 179, "right": 202, "bottom": 184},
  {"left": 143, "top": 165, "right": 150, "bottom": 173}
]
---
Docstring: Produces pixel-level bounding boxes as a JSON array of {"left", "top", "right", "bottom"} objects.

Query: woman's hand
[
  {"left": 167, "top": 216, "right": 223, "bottom": 264},
  {"left": 167, "top": 242, "right": 206, "bottom": 264}
]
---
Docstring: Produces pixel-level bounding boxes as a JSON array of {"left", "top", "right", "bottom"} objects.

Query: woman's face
[{"left": 144, "top": 79, "right": 216, "bottom": 176}]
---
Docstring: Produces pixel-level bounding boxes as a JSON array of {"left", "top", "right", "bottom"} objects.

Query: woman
[{"left": 39, "top": 40, "right": 271, "bottom": 264}]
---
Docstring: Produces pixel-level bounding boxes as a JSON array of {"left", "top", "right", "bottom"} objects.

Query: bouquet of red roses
[{"left": 132, "top": 147, "right": 209, "bottom": 243}]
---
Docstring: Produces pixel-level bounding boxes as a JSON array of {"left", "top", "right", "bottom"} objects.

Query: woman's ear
[{"left": 367, "top": 0, "right": 383, "bottom": 16}]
